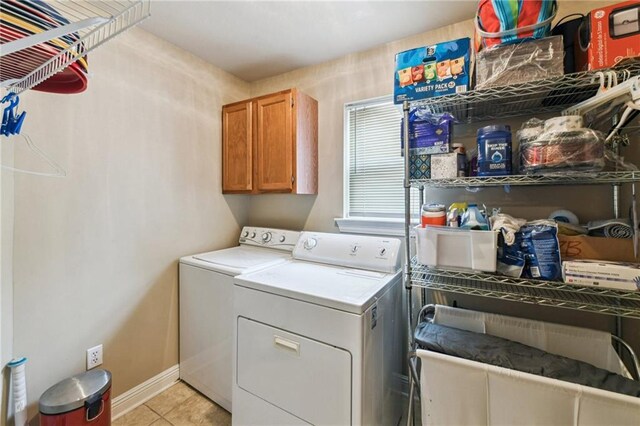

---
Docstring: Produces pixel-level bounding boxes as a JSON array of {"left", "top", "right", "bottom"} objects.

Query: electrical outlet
[{"left": 86, "top": 344, "right": 103, "bottom": 370}]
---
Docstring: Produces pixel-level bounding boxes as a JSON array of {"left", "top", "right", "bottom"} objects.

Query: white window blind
[{"left": 346, "top": 97, "right": 420, "bottom": 218}]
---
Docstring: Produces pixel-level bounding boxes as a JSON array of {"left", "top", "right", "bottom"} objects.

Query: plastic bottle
[
  {"left": 421, "top": 204, "right": 446, "bottom": 227},
  {"left": 460, "top": 204, "right": 490, "bottom": 230},
  {"left": 477, "top": 125, "right": 512, "bottom": 176}
]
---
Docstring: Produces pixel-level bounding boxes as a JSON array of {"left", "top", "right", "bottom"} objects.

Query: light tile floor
[{"left": 113, "top": 382, "right": 231, "bottom": 426}]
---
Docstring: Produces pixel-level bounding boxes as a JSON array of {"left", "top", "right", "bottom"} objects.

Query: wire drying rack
[
  {"left": 409, "top": 60, "right": 640, "bottom": 123},
  {"left": 0, "top": 0, "right": 151, "bottom": 94},
  {"left": 411, "top": 264, "right": 640, "bottom": 319}
]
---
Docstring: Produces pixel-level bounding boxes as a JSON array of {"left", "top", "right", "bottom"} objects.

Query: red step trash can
[{"left": 39, "top": 369, "right": 111, "bottom": 426}]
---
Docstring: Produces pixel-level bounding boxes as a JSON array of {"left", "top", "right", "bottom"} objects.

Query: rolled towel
[{"left": 587, "top": 218, "right": 634, "bottom": 239}]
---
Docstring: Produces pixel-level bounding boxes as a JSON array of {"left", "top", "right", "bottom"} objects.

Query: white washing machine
[
  {"left": 179, "top": 227, "right": 300, "bottom": 412},
  {"left": 233, "top": 231, "right": 404, "bottom": 425}
]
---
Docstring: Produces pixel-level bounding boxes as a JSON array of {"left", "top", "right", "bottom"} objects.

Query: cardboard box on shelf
[
  {"left": 558, "top": 235, "right": 636, "bottom": 263},
  {"left": 394, "top": 38, "right": 472, "bottom": 104},
  {"left": 409, "top": 154, "right": 431, "bottom": 180},
  {"left": 562, "top": 260, "right": 640, "bottom": 291},
  {"left": 430, "top": 152, "right": 467, "bottom": 179},
  {"left": 575, "top": 1, "right": 640, "bottom": 71}
]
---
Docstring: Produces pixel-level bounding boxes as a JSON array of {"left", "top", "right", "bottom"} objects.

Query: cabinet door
[
  {"left": 255, "top": 92, "right": 294, "bottom": 192},
  {"left": 222, "top": 102, "right": 252, "bottom": 193}
]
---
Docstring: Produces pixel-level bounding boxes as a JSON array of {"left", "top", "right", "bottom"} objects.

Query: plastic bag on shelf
[
  {"left": 519, "top": 128, "right": 605, "bottom": 174},
  {"left": 494, "top": 213, "right": 528, "bottom": 278},
  {"left": 517, "top": 117, "right": 605, "bottom": 174},
  {"left": 475, "top": 36, "right": 564, "bottom": 90},
  {"left": 401, "top": 110, "right": 455, "bottom": 156},
  {"left": 498, "top": 220, "right": 563, "bottom": 280}
]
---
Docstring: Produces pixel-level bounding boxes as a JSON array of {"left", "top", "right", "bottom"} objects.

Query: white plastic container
[{"left": 415, "top": 225, "right": 498, "bottom": 272}]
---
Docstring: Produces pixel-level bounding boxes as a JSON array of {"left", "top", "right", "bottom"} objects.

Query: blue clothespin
[{"left": 1, "top": 92, "right": 27, "bottom": 137}]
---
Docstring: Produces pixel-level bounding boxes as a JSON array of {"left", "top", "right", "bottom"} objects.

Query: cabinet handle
[
  {"left": 291, "top": 175, "right": 295, "bottom": 184},
  {"left": 274, "top": 335, "right": 300, "bottom": 355}
]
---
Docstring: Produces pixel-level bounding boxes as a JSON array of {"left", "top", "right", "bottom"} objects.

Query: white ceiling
[{"left": 140, "top": 1, "right": 477, "bottom": 82}]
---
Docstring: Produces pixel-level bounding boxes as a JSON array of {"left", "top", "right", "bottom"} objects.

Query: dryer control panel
[
  {"left": 293, "top": 232, "right": 401, "bottom": 273},
  {"left": 239, "top": 227, "right": 301, "bottom": 252}
]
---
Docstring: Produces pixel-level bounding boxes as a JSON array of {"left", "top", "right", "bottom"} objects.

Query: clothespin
[{"left": 1, "top": 92, "right": 27, "bottom": 137}]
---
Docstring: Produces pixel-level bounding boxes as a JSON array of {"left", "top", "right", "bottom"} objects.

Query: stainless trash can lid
[{"left": 39, "top": 369, "right": 111, "bottom": 415}]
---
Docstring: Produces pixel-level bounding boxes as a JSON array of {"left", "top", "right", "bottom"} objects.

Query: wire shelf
[
  {"left": 411, "top": 170, "right": 640, "bottom": 188},
  {"left": 408, "top": 60, "right": 640, "bottom": 123},
  {"left": 411, "top": 263, "right": 640, "bottom": 319},
  {"left": 1, "top": 0, "right": 150, "bottom": 94}
]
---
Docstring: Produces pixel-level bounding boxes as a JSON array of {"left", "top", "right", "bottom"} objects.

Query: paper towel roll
[{"left": 549, "top": 209, "right": 579, "bottom": 225}]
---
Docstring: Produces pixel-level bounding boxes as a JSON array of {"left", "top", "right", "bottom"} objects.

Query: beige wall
[
  {"left": 2, "top": 0, "right": 638, "bottom": 422},
  {"left": 246, "top": 0, "right": 639, "bottom": 351},
  {"left": 247, "top": 0, "right": 630, "bottom": 232},
  {"left": 1, "top": 143, "right": 14, "bottom": 424},
  {"left": 6, "top": 28, "right": 250, "bottom": 419}
]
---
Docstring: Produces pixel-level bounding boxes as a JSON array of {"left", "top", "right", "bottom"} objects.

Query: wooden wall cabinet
[{"left": 222, "top": 89, "right": 318, "bottom": 194}]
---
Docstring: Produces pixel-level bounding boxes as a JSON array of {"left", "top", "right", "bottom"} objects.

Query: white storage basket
[{"left": 414, "top": 225, "right": 498, "bottom": 272}]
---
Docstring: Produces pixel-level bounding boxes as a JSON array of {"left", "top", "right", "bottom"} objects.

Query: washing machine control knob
[
  {"left": 251, "top": 232, "right": 256, "bottom": 239},
  {"left": 262, "top": 232, "right": 272, "bottom": 243},
  {"left": 351, "top": 244, "right": 359, "bottom": 253},
  {"left": 303, "top": 237, "right": 317, "bottom": 250},
  {"left": 243, "top": 231, "right": 249, "bottom": 238},
  {"left": 279, "top": 235, "right": 286, "bottom": 243},
  {"left": 379, "top": 248, "right": 386, "bottom": 256}
]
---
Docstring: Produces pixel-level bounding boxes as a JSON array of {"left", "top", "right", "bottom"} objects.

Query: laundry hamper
[{"left": 410, "top": 305, "right": 640, "bottom": 425}]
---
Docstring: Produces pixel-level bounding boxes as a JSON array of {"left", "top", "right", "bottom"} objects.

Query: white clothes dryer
[
  {"left": 179, "top": 227, "right": 300, "bottom": 412},
  {"left": 233, "top": 231, "right": 404, "bottom": 425}
]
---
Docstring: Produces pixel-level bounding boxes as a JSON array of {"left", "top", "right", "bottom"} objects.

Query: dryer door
[{"left": 237, "top": 317, "right": 352, "bottom": 425}]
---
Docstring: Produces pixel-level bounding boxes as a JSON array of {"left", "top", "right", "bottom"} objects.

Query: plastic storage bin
[{"left": 415, "top": 225, "right": 498, "bottom": 272}]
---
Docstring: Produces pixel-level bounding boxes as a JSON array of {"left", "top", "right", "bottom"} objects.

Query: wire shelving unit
[
  {"left": 403, "top": 60, "right": 640, "bottom": 320},
  {"left": 411, "top": 170, "right": 640, "bottom": 188},
  {"left": 408, "top": 60, "right": 640, "bottom": 123},
  {"left": 402, "top": 60, "right": 640, "bottom": 424},
  {"left": 1, "top": 0, "right": 151, "bottom": 94},
  {"left": 411, "top": 264, "right": 640, "bottom": 319}
]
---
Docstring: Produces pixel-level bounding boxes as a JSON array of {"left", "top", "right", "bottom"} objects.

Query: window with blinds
[{"left": 345, "top": 97, "right": 420, "bottom": 218}]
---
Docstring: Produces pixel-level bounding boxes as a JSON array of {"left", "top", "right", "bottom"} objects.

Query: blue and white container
[{"left": 477, "top": 125, "right": 512, "bottom": 176}]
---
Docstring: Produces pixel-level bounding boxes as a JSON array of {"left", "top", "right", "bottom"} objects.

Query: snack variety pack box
[{"left": 394, "top": 38, "right": 472, "bottom": 104}]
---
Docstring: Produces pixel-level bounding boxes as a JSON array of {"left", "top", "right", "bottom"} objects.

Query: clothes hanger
[
  {"left": 1, "top": 92, "right": 66, "bottom": 177},
  {"left": 564, "top": 75, "right": 639, "bottom": 117},
  {"left": 564, "top": 75, "right": 640, "bottom": 139},
  {"left": 2, "top": 133, "right": 66, "bottom": 177}
]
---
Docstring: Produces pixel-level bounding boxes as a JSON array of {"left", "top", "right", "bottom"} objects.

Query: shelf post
[
  {"left": 403, "top": 100, "right": 412, "bottom": 289},
  {"left": 402, "top": 100, "right": 416, "bottom": 426}
]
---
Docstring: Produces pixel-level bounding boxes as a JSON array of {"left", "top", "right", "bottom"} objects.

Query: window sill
[{"left": 334, "top": 217, "right": 418, "bottom": 237}]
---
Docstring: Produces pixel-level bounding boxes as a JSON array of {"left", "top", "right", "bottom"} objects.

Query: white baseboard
[{"left": 112, "top": 364, "right": 180, "bottom": 419}]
